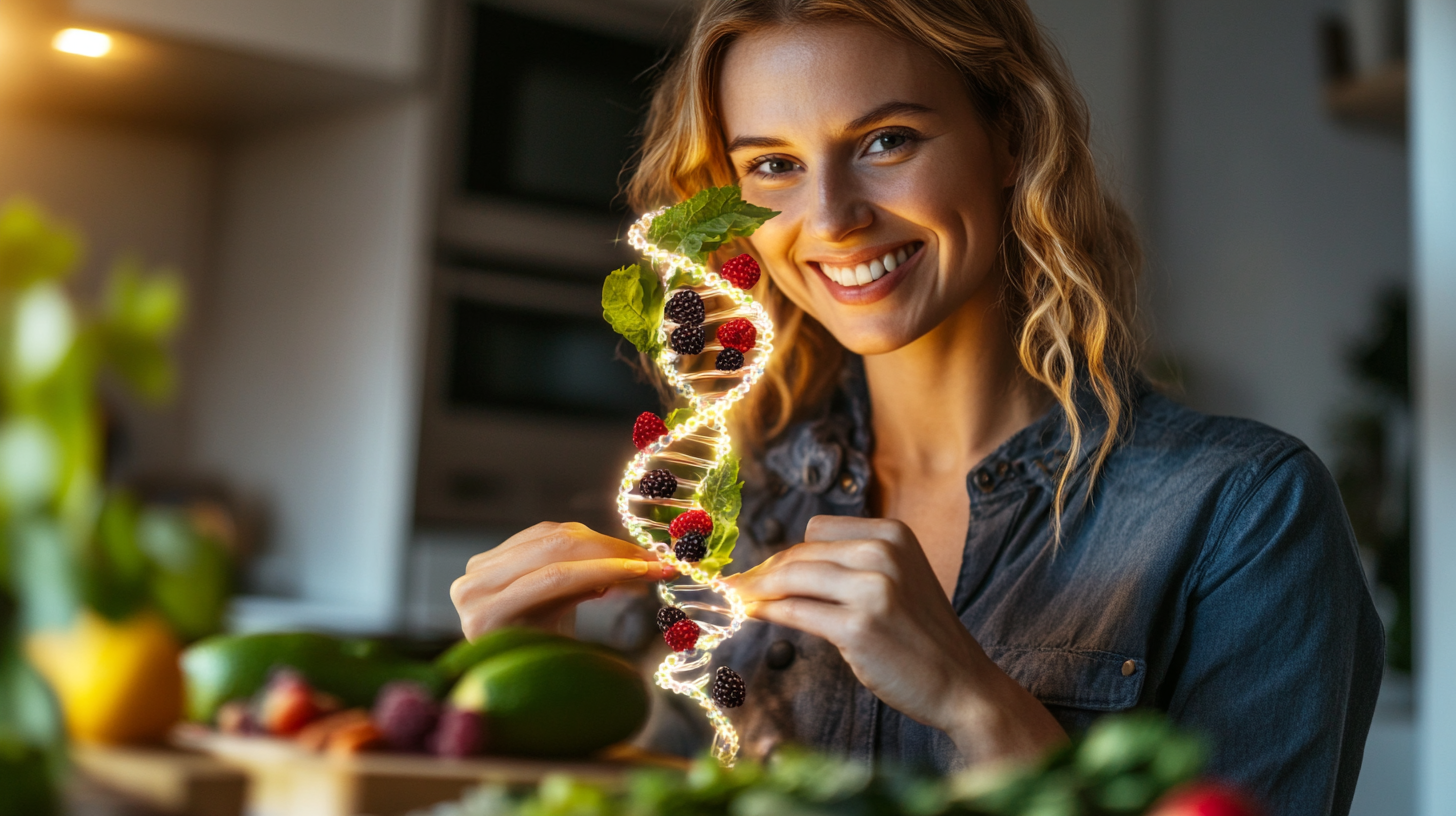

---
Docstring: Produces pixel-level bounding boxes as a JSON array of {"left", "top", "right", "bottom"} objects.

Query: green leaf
[
  {"left": 103, "top": 258, "right": 184, "bottom": 341},
  {"left": 698, "top": 521, "right": 737, "bottom": 575},
  {"left": 695, "top": 453, "right": 742, "bottom": 522},
  {"left": 646, "top": 186, "right": 779, "bottom": 264},
  {"left": 664, "top": 408, "right": 693, "bottom": 429},
  {"left": 140, "top": 508, "right": 230, "bottom": 642},
  {"left": 79, "top": 492, "right": 151, "bottom": 623},
  {"left": 10, "top": 519, "right": 78, "bottom": 632},
  {"left": 601, "top": 264, "right": 663, "bottom": 355},
  {"left": 0, "top": 199, "right": 80, "bottom": 290}
]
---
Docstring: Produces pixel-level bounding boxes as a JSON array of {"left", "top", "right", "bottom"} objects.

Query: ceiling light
[{"left": 53, "top": 29, "right": 111, "bottom": 58}]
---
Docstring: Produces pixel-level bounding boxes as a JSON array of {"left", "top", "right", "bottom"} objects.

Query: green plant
[
  {"left": 417, "top": 710, "right": 1211, "bottom": 816},
  {"left": 0, "top": 198, "right": 221, "bottom": 811}
]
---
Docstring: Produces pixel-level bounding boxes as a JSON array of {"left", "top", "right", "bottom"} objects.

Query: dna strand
[{"left": 612, "top": 206, "right": 774, "bottom": 767}]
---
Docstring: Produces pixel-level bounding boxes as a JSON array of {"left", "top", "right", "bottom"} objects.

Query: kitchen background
[{"left": 0, "top": 0, "right": 1448, "bottom": 813}]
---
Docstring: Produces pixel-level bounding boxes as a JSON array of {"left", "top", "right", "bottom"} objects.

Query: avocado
[
  {"left": 433, "top": 627, "right": 575, "bottom": 680},
  {"left": 181, "top": 633, "right": 445, "bottom": 723},
  {"left": 450, "top": 644, "right": 648, "bottom": 758}
]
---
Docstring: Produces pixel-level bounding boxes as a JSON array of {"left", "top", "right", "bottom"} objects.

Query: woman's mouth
[{"left": 812, "top": 241, "right": 924, "bottom": 304}]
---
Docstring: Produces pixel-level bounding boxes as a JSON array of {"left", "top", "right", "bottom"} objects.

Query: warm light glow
[
  {"left": 617, "top": 208, "right": 775, "bottom": 767},
  {"left": 53, "top": 29, "right": 111, "bottom": 58}
]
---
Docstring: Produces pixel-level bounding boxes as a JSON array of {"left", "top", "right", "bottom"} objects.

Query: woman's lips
[{"left": 813, "top": 242, "right": 924, "bottom": 305}]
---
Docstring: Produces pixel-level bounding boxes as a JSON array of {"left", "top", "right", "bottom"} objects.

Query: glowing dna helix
[{"left": 614, "top": 207, "right": 774, "bottom": 767}]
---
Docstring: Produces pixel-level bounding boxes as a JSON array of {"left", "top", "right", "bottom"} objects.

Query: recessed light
[{"left": 53, "top": 29, "right": 112, "bottom": 58}]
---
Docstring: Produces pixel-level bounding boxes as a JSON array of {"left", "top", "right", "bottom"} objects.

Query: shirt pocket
[{"left": 983, "top": 645, "right": 1146, "bottom": 733}]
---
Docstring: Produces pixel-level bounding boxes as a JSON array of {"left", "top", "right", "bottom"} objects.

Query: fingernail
[{"left": 625, "top": 560, "right": 650, "bottom": 575}]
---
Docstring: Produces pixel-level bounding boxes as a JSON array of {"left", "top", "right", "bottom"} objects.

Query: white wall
[
  {"left": 1412, "top": 1, "right": 1456, "bottom": 812},
  {"left": 189, "top": 98, "right": 433, "bottom": 631},
  {"left": 1147, "top": 0, "right": 1409, "bottom": 468},
  {"left": 0, "top": 115, "right": 214, "bottom": 475}
]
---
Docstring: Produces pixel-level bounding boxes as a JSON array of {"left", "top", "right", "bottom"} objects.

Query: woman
[{"left": 450, "top": 1, "right": 1383, "bottom": 813}]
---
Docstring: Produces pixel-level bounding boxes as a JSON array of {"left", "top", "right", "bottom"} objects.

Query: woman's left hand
[{"left": 726, "top": 515, "right": 1067, "bottom": 766}]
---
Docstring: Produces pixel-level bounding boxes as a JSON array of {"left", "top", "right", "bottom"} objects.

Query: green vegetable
[
  {"left": 181, "top": 632, "right": 446, "bottom": 723},
  {"left": 601, "top": 264, "right": 664, "bottom": 356},
  {"left": 646, "top": 187, "right": 779, "bottom": 264},
  {"left": 434, "top": 627, "right": 576, "bottom": 680},
  {"left": 450, "top": 644, "right": 648, "bottom": 759}
]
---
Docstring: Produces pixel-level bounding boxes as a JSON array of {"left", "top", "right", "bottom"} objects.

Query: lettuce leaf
[{"left": 601, "top": 264, "right": 663, "bottom": 355}]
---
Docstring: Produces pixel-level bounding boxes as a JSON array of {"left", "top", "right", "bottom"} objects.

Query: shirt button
[
  {"left": 974, "top": 469, "right": 995, "bottom": 492},
  {"left": 766, "top": 639, "right": 796, "bottom": 670},
  {"left": 1122, "top": 660, "right": 1137, "bottom": 677},
  {"left": 839, "top": 473, "right": 859, "bottom": 494}
]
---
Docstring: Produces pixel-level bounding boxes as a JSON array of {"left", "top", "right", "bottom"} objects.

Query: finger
[
  {"left": 455, "top": 557, "right": 668, "bottom": 638},
  {"left": 732, "top": 558, "right": 888, "bottom": 608},
  {"left": 805, "top": 515, "right": 914, "bottom": 547},
  {"left": 746, "top": 596, "right": 856, "bottom": 645},
  {"left": 732, "top": 539, "right": 897, "bottom": 577},
  {"left": 465, "top": 523, "right": 657, "bottom": 585}
]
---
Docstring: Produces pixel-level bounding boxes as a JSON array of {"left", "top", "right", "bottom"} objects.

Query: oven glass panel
[{"left": 446, "top": 299, "right": 658, "bottom": 418}]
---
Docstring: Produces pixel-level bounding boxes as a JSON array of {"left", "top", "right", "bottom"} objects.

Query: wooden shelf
[{"left": 1325, "top": 62, "right": 1407, "bottom": 138}]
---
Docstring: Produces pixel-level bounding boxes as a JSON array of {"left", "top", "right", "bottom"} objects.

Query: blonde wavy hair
[{"left": 627, "top": 0, "right": 1142, "bottom": 522}]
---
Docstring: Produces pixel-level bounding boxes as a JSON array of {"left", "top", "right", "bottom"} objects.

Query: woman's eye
[
  {"left": 752, "top": 157, "right": 798, "bottom": 176},
  {"left": 866, "top": 132, "right": 910, "bottom": 155}
]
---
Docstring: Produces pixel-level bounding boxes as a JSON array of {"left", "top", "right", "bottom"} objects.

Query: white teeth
[
  {"left": 854, "top": 264, "right": 872, "bottom": 284},
  {"left": 833, "top": 267, "right": 850, "bottom": 285},
  {"left": 896, "top": 246, "right": 909, "bottom": 264},
  {"left": 869, "top": 259, "right": 885, "bottom": 280},
  {"left": 822, "top": 244, "right": 919, "bottom": 287},
  {"left": 882, "top": 253, "right": 897, "bottom": 272}
]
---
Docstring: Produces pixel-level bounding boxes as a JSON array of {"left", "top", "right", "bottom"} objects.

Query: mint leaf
[
  {"left": 695, "top": 453, "right": 742, "bottom": 523},
  {"left": 647, "top": 187, "right": 779, "bottom": 264},
  {"left": 601, "top": 264, "right": 663, "bottom": 355},
  {"left": 699, "top": 520, "right": 738, "bottom": 574},
  {"left": 664, "top": 408, "right": 693, "bottom": 429}
]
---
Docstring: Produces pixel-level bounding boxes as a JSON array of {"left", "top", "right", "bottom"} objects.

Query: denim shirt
[{"left": 644, "top": 364, "right": 1383, "bottom": 816}]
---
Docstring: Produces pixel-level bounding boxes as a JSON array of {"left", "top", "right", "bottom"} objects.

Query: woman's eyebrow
[{"left": 724, "top": 101, "right": 933, "bottom": 155}]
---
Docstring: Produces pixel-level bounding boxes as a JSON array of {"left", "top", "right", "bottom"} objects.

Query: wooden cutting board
[
  {"left": 70, "top": 743, "right": 249, "bottom": 816},
  {"left": 173, "top": 726, "right": 686, "bottom": 816}
]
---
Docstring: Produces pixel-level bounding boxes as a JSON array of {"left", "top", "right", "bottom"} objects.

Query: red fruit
[
  {"left": 429, "top": 706, "right": 486, "bottom": 758},
  {"left": 1149, "top": 783, "right": 1265, "bottom": 816},
  {"left": 717, "top": 318, "right": 757, "bottom": 352},
  {"left": 720, "top": 254, "right": 761, "bottom": 289},
  {"left": 663, "top": 618, "right": 701, "bottom": 652},
  {"left": 632, "top": 412, "right": 668, "bottom": 450},
  {"left": 669, "top": 509, "right": 713, "bottom": 539},
  {"left": 256, "top": 669, "right": 323, "bottom": 736},
  {"left": 372, "top": 681, "right": 440, "bottom": 752}
]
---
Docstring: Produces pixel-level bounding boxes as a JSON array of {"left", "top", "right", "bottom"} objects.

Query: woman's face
[{"left": 719, "top": 23, "right": 1014, "bottom": 356}]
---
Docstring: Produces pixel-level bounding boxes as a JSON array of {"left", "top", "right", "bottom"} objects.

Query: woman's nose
[{"left": 806, "top": 165, "right": 873, "bottom": 243}]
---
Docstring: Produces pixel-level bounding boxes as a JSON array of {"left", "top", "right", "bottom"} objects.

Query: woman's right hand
[{"left": 449, "top": 521, "right": 673, "bottom": 640}]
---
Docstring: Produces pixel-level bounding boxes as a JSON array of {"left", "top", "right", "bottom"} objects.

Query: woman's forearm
[{"left": 941, "top": 660, "right": 1069, "bottom": 767}]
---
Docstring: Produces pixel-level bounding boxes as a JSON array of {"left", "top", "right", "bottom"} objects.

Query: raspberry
[
  {"left": 669, "top": 510, "right": 713, "bottom": 538},
  {"left": 716, "top": 348, "right": 744, "bottom": 371},
  {"left": 663, "top": 618, "right": 700, "bottom": 652},
  {"left": 665, "top": 290, "right": 705, "bottom": 326},
  {"left": 670, "top": 324, "right": 705, "bottom": 355},
  {"left": 632, "top": 412, "right": 668, "bottom": 451},
  {"left": 638, "top": 469, "right": 678, "bottom": 499},
  {"left": 674, "top": 531, "right": 707, "bottom": 562},
  {"left": 720, "top": 254, "right": 761, "bottom": 289},
  {"left": 717, "top": 319, "right": 756, "bottom": 352},
  {"left": 372, "top": 681, "right": 440, "bottom": 752},
  {"left": 711, "top": 667, "right": 746, "bottom": 708},
  {"left": 429, "top": 706, "right": 486, "bottom": 758},
  {"left": 656, "top": 606, "right": 687, "bottom": 633}
]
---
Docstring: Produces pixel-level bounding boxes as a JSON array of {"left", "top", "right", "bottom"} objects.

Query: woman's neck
[{"left": 863, "top": 288, "right": 1049, "bottom": 481}]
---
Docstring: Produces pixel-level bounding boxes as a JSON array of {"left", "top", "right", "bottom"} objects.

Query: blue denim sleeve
[{"left": 1166, "top": 447, "right": 1384, "bottom": 816}]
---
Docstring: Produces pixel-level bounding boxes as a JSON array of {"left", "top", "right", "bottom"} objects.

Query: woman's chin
[{"left": 823, "top": 323, "right": 924, "bottom": 357}]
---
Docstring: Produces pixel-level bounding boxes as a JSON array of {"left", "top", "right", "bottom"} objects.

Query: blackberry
[
  {"left": 638, "top": 469, "right": 678, "bottom": 498},
  {"left": 716, "top": 348, "right": 744, "bottom": 371},
  {"left": 656, "top": 606, "right": 688, "bottom": 633},
  {"left": 670, "top": 324, "right": 706, "bottom": 355},
  {"left": 711, "top": 667, "right": 746, "bottom": 708},
  {"left": 674, "top": 531, "right": 707, "bottom": 562},
  {"left": 665, "top": 290, "right": 706, "bottom": 326}
]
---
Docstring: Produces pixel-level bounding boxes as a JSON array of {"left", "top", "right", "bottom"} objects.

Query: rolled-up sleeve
[{"left": 1167, "top": 447, "right": 1385, "bottom": 816}]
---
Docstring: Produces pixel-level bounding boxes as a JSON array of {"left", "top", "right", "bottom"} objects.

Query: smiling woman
[{"left": 451, "top": 2, "right": 1383, "bottom": 815}]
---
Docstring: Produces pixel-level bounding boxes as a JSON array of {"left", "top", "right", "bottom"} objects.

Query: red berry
[
  {"left": 1149, "top": 784, "right": 1265, "bottom": 816},
  {"left": 717, "top": 319, "right": 757, "bottom": 352},
  {"left": 720, "top": 254, "right": 761, "bottom": 289},
  {"left": 372, "top": 681, "right": 440, "bottom": 752},
  {"left": 663, "top": 618, "right": 701, "bottom": 652},
  {"left": 632, "top": 412, "right": 668, "bottom": 450},
  {"left": 256, "top": 669, "right": 323, "bottom": 736},
  {"left": 669, "top": 509, "right": 713, "bottom": 538}
]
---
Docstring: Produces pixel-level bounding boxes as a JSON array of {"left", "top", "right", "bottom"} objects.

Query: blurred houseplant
[{"left": 0, "top": 199, "right": 229, "bottom": 814}]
